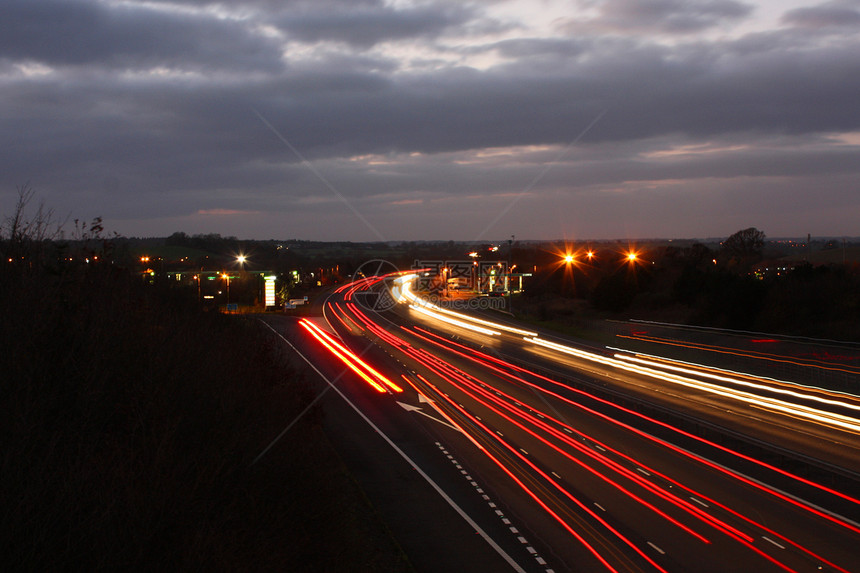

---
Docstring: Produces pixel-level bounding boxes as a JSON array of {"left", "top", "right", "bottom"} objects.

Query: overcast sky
[{"left": 2, "top": 0, "right": 859, "bottom": 242}]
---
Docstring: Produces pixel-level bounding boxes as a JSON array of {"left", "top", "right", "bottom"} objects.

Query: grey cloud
[
  {"left": 782, "top": 0, "right": 860, "bottom": 29},
  {"left": 138, "top": 0, "right": 385, "bottom": 9},
  {"left": 484, "top": 38, "right": 589, "bottom": 60},
  {"left": 276, "top": 4, "right": 479, "bottom": 48},
  {"left": 563, "top": 0, "right": 753, "bottom": 35},
  {"left": 6, "top": 26, "right": 860, "bottom": 149},
  {"left": 5, "top": 29, "right": 860, "bottom": 209},
  {"left": 262, "top": 33, "right": 860, "bottom": 156},
  {"left": 1, "top": 0, "right": 859, "bottom": 241},
  {"left": 0, "top": 0, "right": 283, "bottom": 72}
]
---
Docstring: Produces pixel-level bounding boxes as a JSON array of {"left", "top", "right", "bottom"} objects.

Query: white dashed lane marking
[{"left": 435, "top": 441, "right": 554, "bottom": 573}]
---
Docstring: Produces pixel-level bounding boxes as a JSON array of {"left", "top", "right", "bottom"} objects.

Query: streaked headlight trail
[{"left": 289, "top": 272, "right": 860, "bottom": 572}]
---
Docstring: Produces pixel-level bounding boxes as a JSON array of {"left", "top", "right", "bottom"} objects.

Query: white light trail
[
  {"left": 409, "top": 304, "right": 501, "bottom": 336},
  {"left": 526, "top": 337, "right": 860, "bottom": 435},
  {"left": 392, "top": 274, "right": 537, "bottom": 337},
  {"left": 614, "top": 353, "right": 860, "bottom": 415}
]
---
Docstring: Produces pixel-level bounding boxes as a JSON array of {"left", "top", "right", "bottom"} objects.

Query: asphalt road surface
[{"left": 259, "top": 274, "right": 860, "bottom": 572}]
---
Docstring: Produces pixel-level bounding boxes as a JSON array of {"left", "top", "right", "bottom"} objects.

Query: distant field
[
  {"left": 781, "top": 246, "right": 860, "bottom": 265},
  {"left": 134, "top": 244, "right": 216, "bottom": 260},
  {"left": 291, "top": 246, "right": 409, "bottom": 259}
]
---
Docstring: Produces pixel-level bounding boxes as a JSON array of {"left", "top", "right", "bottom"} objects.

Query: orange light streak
[
  {"left": 326, "top": 302, "right": 355, "bottom": 333},
  {"left": 347, "top": 303, "right": 408, "bottom": 348},
  {"left": 299, "top": 319, "right": 402, "bottom": 393},
  {"left": 299, "top": 320, "right": 386, "bottom": 393},
  {"left": 617, "top": 334, "right": 860, "bottom": 376},
  {"left": 332, "top": 302, "right": 365, "bottom": 333}
]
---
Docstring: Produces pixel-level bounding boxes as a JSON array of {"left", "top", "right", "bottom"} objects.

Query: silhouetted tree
[
  {"left": 722, "top": 227, "right": 765, "bottom": 262},
  {"left": 591, "top": 271, "right": 639, "bottom": 312},
  {"left": 687, "top": 242, "right": 714, "bottom": 267},
  {"left": 1, "top": 183, "right": 64, "bottom": 270},
  {"left": 691, "top": 271, "right": 767, "bottom": 329},
  {"left": 166, "top": 231, "right": 190, "bottom": 246}
]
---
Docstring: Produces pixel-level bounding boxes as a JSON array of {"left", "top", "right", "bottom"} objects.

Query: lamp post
[
  {"left": 508, "top": 235, "right": 514, "bottom": 312},
  {"left": 236, "top": 255, "right": 246, "bottom": 307},
  {"left": 469, "top": 251, "right": 479, "bottom": 293}
]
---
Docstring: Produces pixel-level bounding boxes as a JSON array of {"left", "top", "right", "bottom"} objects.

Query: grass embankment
[
  {"left": 510, "top": 295, "right": 622, "bottom": 346},
  {"left": 512, "top": 314, "right": 617, "bottom": 346},
  {"left": 0, "top": 265, "right": 410, "bottom": 571}
]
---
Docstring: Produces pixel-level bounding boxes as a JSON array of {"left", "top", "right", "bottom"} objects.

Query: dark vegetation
[
  {"left": 1, "top": 187, "right": 409, "bottom": 571},
  {"left": 516, "top": 229, "right": 860, "bottom": 341},
  {"left": 119, "top": 224, "right": 860, "bottom": 341}
]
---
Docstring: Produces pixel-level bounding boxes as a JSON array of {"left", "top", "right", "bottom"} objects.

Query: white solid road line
[{"left": 260, "top": 320, "right": 528, "bottom": 573}]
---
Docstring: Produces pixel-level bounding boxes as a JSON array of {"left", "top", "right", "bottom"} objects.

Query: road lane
[
  {"left": 269, "top": 274, "right": 860, "bottom": 572},
  {"left": 259, "top": 315, "right": 553, "bottom": 573}
]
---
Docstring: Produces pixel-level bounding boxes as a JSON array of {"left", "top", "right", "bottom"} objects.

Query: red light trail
[
  {"left": 298, "top": 318, "right": 402, "bottom": 393},
  {"left": 305, "top": 274, "right": 860, "bottom": 572}
]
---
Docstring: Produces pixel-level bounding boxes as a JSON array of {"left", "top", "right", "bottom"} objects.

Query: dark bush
[{"left": 0, "top": 257, "right": 407, "bottom": 571}]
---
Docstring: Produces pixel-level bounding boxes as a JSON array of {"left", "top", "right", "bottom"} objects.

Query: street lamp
[
  {"left": 222, "top": 272, "right": 230, "bottom": 304},
  {"left": 508, "top": 235, "right": 514, "bottom": 311}
]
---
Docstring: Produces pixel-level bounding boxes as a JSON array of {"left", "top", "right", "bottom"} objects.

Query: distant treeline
[
  {"left": 109, "top": 228, "right": 860, "bottom": 341},
  {"left": 519, "top": 229, "right": 860, "bottom": 341}
]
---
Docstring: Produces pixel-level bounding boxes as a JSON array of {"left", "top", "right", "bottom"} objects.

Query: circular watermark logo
[{"left": 350, "top": 259, "right": 403, "bottom": 312}]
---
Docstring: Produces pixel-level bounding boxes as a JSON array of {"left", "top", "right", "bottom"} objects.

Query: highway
[{"left": 265, "top": 272, "right": 860, "bottom": 572}]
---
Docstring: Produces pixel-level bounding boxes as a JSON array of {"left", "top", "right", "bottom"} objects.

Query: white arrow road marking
[
  {"left": 260, "top": 320, "right": 525, "bottom": 573},
  {"left": 397, "top": 402, "right": 462, "bottom": 432}
]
